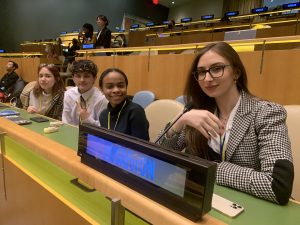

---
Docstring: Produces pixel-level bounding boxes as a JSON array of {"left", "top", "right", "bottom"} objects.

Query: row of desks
[{"left": 0, "top": 106, "right": 300, "bottom": 225}]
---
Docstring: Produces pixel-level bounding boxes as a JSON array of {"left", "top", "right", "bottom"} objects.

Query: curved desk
[{"left": 0, "top": 107, "right": 299, "bottom": 225}]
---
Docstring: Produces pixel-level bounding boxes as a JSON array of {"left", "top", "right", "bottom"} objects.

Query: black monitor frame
[
  {"left": 201, "top": 14, "right": 214, "bottom": 20},
  {"left": 282, "top": 2, "right": 300, "bottom": 9},
  {"left": 180, "top": 17, "right": 192, "bottom": 23},
  {"left": 78, "top": 124, "right": 216, "bottom": 222},
  {"left": 225, "top": 11, "right": 239, "bottom": 17},
  {"left": 251, "top": 6, "right": 268, "bottom": 14},
  {"left": 82, "top": 43, "right": 94, "bottom": 49}
]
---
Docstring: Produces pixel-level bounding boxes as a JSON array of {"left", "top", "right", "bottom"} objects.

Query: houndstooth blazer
[{"left": 160, "top": 91, "right": 294, "bottom": 204}]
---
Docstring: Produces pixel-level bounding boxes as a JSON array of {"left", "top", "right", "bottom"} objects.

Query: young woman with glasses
[
  {"left": 159, "top": 42, "right": 294, "bottom": 205},
  {"left": 20, "top": 64, "right": 65, "bottom": 120}
]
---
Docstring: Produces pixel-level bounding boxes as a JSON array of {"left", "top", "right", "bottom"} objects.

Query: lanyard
[
  {"left": 108, "top": 100, "right": 127, "bottom": 130},
  {"left": 39, "top": 93, "right": 50, "bottom": 113},
  {"left": 39, "top": 95, "right": 42, "bottom": 112},
  {"left": 219, "top": 132, "right": 226, "bottom": 161}
]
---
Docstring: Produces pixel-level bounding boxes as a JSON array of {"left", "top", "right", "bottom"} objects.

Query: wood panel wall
[{"left": 1, "top": 48, "right": 300, "bottom": 105}]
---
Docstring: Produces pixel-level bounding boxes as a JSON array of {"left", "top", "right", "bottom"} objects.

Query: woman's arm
[{"left": 216, "top": 103, "right": 294, "bottom": 204}]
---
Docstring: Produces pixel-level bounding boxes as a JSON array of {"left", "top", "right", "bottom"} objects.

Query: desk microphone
[{"left": 154, "top": 102, "right": 193, "bottom": 144}]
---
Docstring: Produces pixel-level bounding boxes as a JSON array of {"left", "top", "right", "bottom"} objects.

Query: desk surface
[{"left": 1, "top": 106, "right": 300, "bottom": 225}]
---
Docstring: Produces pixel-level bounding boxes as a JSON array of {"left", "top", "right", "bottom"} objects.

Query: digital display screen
[
  {"left": 60, "top": 31, "right": 67, "bottom": 35},
  {"left": 251, "top": 6, "right": 268, "bottom": 13},
  {"left": 78, "top": 124, "right": 216, "bottom": 221},
  {"left": 86, "top": 134, "right": 187, "bottom": 197},
  {"left": 82, "top": 44, "right": 94, "bottom": 49},
  {"left": 130, "top": 24, "right": 140, "bottom": 29},
  {"left": 201, "top": 14, "right": 214, "bottom": 20},
  {"left": 163, "top": 20, "right": 170, "bottom": 25},
  {"left": 225, "top": 11, "right": 239, "bottom": 17},
  {"left": 181, "top": 17, "right": 192, "bottom": 23},
  {"left": 0, "top": 49, "right": 5, "bottom": 53},
  {"left": 146, "top": 22, "right": 155, "bottom": 27},
  {"left": 283, "top": 2, "right": 300, "bottom": 9}
]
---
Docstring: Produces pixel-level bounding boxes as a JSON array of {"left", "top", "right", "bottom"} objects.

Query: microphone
[{"left": 154, "top": 102, "right": 193, "bottom": 144}]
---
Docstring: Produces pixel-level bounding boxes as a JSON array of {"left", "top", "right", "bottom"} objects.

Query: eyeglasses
[{"left": 192, "top": 65, "right": 231, "bottom": 81}]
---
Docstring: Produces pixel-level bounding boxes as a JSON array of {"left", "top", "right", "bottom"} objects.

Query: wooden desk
[
  {"left": 0, "top": 107, "right": 300, "bottom": 225},
  {"left": 0, "top": 108, "right": 223, "bottom": 225}
]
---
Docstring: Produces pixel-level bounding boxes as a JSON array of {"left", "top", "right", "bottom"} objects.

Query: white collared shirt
[
  {"left": 62, "top": 86, "right": 108, "bottom": 126},
  {"left": 208, "top": 95, "right": 241, "bottom": 156}
]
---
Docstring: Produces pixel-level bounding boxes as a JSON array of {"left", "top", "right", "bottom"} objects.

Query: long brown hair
[
  {"left": 184, "top": 42, "right": 249, "bottom": 158},
  {"left": 33, "top": 64, "right": 65, "bottom": 97}
]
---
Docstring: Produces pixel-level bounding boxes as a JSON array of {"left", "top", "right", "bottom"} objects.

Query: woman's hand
[
  {"left": 177, "top": 109, "right": 223, "bottom": 139},
  {"left": 27, "top": 106, "right": 38, "bottom": 114}
]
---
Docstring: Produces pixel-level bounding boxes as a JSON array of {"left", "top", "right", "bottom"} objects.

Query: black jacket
[
  {"left": 0, "top": 71, "right": 19, "bottom": 95},
  {"left": 95, "top": 27, "right": 111, "bottom": 49},
  {"left": 100, "top": 99, "right": 149, "bottom": 141}
]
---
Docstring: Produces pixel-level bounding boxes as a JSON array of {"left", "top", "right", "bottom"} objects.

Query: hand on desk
[{"left": 27, "top": 106, "right": 39, "bottom": 114}]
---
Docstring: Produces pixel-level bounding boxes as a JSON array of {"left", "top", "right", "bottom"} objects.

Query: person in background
[
  {"left": 20, "top": 64, "right": 65, "bottom": 120},
  {"left": 62, "top": 59, "right": 107, "bottom": 126},
  {"left": 78, "top": 23, "right": 96, "bottom": 46},
  {"left": 220, "top": 13, "right": 231, "bottom": 24},
  {"left": 99, "top": 68, "right": 149, "bottom": 141},
  {"left": 167, "top": 19, "right": 176, "bottom": 30},
  {"left": 45, "top": 44, "right": 59, "bottom": 60},
  {"left": 0, "top": 61, "right": 19, "bottom": 102},
  {"left": 63, "top": 38, "right": 80, "bottom": 71},
  {"left": 95, "top": 15, "right": 111, "bottom": 49},
  {"left": 158, "top": 42, "right": 294, "bottom": 204}
]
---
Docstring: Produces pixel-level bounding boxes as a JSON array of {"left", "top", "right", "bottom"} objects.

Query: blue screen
[
  {"left": 130, "top": 24, "right": 139, "bottom": 29},
  {"left": 0, "top": 49, "right": 5, "bottom": 53},
  {"left": 146, "top": 22, "right": 155, "bottom": 27},
  {"left": 225, "top": 11, "right": 239, "bottom": 17},
  {"left": 251, "top": 7, "right": 268, "bottom": 13},
  {"left": 201, "top": 15, "right": 214, "bottom": 20},
  {"left": 82, "top": 44, "right": 94, "bottom": 49},
  {"left": 283, "top": 2, "right": 300, "bottom": 9},
  {"left": 86, "top": 134, "right": 187, "bottom": 197},
  {"left": 181, "top": 17, "right": 192, "bottom": 23}
]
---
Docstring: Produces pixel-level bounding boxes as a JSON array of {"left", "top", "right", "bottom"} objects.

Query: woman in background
[
  {"left": 99, "top": 68, "right": 149, "bottom": 141},
  {"left": 95, "top": 15, "right": 111, "bottom": 49},
  {"left": 21, "top": 64, "right": 65, "bottom": 120},
  {"left": 78, "top": 23, "right": 96, "bottom": 46}
]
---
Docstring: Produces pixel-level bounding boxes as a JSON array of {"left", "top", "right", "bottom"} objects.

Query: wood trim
[{"left": 0, "top": 118, "right": 226, "bottom": 225}]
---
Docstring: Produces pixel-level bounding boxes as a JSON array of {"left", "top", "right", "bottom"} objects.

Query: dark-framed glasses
[{"left": 193, "top": 65, "right": 231, "bottom": 81}]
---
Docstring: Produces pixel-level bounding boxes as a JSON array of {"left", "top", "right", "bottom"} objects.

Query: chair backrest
[
  {"left": 132, "top": 90, "right": 155, "bottom": 109},
  {"left": 175, "top": 95, "right": 186, "bottom": 105},
  {"left": 10, "top": 77, "right": 27, "bottom": 98},
  {"left": 145, "top": 99, "right": 184, "bottom": 142},
  {"left": 284, "top": 105, "right": 300, "bottom": 201}
]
